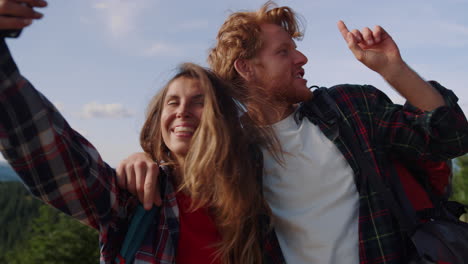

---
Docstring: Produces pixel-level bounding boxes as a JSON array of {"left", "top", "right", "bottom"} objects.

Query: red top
[{"left": 175, "top": 192, "right": 222, "bottom": 264}]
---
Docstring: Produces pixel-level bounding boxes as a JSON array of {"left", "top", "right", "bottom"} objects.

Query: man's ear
[{"left": 234, "top": 58, "right": 254, "bottom": 82}]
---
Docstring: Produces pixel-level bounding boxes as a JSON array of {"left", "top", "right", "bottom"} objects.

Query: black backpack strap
[
  {"left": 315, "top": 89, "right": 419, "bottom": 233},
  {"left": 337, "top": 113, "right": 418, "bottom": 232}
]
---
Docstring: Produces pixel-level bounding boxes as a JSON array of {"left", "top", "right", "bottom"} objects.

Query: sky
[{"left": 3, "top": 0, "right": 468, "bottom": 166}]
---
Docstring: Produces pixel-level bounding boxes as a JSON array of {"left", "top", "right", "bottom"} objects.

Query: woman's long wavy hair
[{"left": 140, "top": 63, "right": 270, "bottom": 263}]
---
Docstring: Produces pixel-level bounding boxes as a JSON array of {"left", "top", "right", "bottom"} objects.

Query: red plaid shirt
[
  {"left": 2, "top": 36, "right": 467, "bottom": 264},
  {"left": 296, "top": 84, "right": 468, "bottom": 263}
]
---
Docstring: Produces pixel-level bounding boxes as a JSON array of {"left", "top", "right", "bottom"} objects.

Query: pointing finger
[{"left": 337, "top": 20, "right": 350, "bottom": 42}]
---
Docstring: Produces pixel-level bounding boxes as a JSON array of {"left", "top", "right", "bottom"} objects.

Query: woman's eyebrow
[
  {"left": 192, "top": 94, "right": 204, "bottom": 100},
  {"left": 165, "top": 95, "right": 179, "bottom": 101}
]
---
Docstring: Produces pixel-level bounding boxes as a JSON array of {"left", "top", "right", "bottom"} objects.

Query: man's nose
[{"left": 295, "top": 50, "right": 308, "bottom": 65}]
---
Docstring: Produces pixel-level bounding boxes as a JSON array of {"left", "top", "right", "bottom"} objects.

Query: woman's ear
[{"left": 234, "top": 58, "right": 254, "bottom": 82}]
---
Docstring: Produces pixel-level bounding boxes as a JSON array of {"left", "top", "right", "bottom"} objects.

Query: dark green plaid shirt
[{"left": 294, "top": 84, "right": 468, "bottom": 263}]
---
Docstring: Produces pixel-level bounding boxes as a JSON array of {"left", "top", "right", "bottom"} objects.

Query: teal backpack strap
[{"left": 115, "top": 204, "right": 159, "bottom": 264}]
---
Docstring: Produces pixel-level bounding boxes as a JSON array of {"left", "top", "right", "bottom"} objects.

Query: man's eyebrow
[
  {"left": 276, "top": 42, "right": 289, "bottom": 48},
  {"left": 275, "top": 41, "right": 296, "bottom": 50}
]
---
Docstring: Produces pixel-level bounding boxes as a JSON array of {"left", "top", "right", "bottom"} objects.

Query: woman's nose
[{"left": 176, "top": 104, "right": 190, "bottom": 118}]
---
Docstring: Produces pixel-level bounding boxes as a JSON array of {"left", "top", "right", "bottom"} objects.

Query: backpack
[
  {"left": 115, "top": 168, "right": 166, "bottom": 264},
  {"left": 115, "top": 204, "right": 159, "bottom": 264},
  {"left": 394, "top": 159, "right": 467, "bottom": 222}
]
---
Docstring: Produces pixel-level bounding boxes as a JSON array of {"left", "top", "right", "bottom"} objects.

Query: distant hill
[{"left": 0, "top": 162, "right": 19, "bottom": 182}]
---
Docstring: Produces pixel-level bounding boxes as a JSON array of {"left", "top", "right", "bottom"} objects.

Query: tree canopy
[{"left": 0, "top": 182, "right": 99, "bottom": 263}]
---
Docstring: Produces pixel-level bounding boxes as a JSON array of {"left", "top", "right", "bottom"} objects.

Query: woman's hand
[
  {"left": 116, "top": 152, "right": 162, "bottom": 210},
  {"left": 0, "top": 0, "right": 47, "bottom": 30}
]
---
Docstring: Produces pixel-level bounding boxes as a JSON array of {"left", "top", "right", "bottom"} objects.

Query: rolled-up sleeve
[{"left": 371, "top": 81, "right": 468, "bottom": 160}]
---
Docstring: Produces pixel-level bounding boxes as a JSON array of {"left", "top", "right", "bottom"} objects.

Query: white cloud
[
  {"left": 144, "top": 42, "right": 183, "bottom": 57},
  {"left": 91, "top": 0, "right": 153, "bottom": 38},
  {"left": 79, "top": 102, "right": 134, "bottom": 119},
  {"left": 93, "top": 3, "right": 109, "bottom": 9}
]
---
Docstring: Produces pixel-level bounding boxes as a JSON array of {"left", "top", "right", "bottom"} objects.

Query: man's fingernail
[
  {"left": 34, "top": 12, "right": 43, "bottom": 19},
  {"left": 23, "top": 19, "right": 32, "bottom": 25}
]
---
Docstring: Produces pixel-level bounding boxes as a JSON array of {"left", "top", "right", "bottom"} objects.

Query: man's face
[{"left": 248, "top": 23, "right": 311, "bottom": 105}]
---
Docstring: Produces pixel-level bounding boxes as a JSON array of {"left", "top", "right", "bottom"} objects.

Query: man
[
  {"left": 119, "top": 2, "right": 468, "bottom": 264},
  {"left": 206, "top": 3, "right": 468, "bottom": 264}
]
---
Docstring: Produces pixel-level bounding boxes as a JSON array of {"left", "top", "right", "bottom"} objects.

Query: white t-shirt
[{"left": 262, "top": 111, "right": 359, "bottom": 264}]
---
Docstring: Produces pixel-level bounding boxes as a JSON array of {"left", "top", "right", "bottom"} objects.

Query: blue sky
[{"left": 4, "top": 0, "right": 468, "bottom": 166}]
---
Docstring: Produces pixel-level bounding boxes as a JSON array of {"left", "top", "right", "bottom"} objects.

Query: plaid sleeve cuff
[
  {"left": 428, "top": 80, "right": 459, "bottom": 108},
  {"left": 403, "top": 80, "right": 458, "bottom": 111},
  {"left": 407, "top": 81, "right": 468, "bottom": 157}
]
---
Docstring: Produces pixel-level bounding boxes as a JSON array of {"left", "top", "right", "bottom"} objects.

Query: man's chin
[{"left": 289, "top": 89, "right": 313, "bottom": 103}]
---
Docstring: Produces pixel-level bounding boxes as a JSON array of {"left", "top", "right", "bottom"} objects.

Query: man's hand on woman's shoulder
[{"left": 116, "top": 152, "right": 162, "bottom": 210}]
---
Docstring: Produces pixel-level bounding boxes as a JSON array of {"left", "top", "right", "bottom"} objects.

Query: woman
[
  {"left": 0, "top": 4, "right": 282, "bottom": 263},
  {"left": 131, "top": 63, "right": 276, "bottom": 263},
  {"left": 0, "top": 36, "right": 281, "bottom": 262}
]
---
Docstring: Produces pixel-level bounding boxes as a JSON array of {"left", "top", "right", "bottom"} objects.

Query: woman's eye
[{"left": 167, "top": 101, "right": 177, "bottom": 105}]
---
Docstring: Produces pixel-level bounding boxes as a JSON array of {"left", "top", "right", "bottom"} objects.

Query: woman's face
[{"left": 161, "top": 77, "right": 205, "bottom": 160}]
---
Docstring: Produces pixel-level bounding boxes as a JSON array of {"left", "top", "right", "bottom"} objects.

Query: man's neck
[{"left": 248, "top": 101, "right": 296, "bottom": 126}]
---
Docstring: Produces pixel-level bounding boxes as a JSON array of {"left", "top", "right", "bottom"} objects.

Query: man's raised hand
[{"left": 337, "top": 20, "right": 404, "bottom": 77}]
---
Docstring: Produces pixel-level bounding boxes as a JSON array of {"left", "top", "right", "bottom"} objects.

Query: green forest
[
  {"left": 0, "top": 156, "right": 467, "bottom": 263},
  {"left": 0, "top": 181, "right": 99, "bottom": 263}
]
